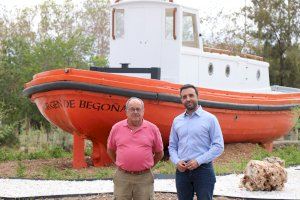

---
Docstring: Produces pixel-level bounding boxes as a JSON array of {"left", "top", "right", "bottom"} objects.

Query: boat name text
[{"left": 44, "top": 100, "right": 125, "bottom": 112}]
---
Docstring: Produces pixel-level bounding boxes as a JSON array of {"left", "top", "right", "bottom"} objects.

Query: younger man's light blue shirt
[{"left": 168, "top": 106, "right": 224, "bottom": 165}]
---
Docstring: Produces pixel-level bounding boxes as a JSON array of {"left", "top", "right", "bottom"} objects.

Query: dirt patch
[
  {"left": 214, "top": 143, "right": 257, "bottom": 165},
  {"left": 0, "top": 143, "right": 257, "bottom": 179},
  {"left": 0, "top": 158, "right": 73, "bottom": 178}
]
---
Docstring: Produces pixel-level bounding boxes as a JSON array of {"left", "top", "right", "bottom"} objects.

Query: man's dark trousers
[{"left": 175, "top": 162, "right": 216, "bottom": 200}]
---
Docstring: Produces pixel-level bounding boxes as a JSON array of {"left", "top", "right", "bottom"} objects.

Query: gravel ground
[
  {"left": 45, "top": 193, "right": 238, "bottom": 200},
  {"left": 0, "top": 167, "right": 299, "bottom": 199},
  {"left": 215, "top": 166, "right": 300, "bottom": 199},
  {"left": 1, "top": 144, "right": 298, "bottom": 199}
]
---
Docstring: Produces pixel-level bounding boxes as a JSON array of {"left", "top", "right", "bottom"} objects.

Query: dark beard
[{"left": 185, "top": 102, "right": 197, "bottom": 111}]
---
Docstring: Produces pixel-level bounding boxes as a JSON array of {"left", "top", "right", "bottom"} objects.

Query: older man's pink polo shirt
[{"left": 107, "top": 119, "right": 163, "bottom": 172}]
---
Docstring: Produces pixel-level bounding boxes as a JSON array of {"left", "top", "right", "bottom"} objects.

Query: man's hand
[
  {"left": 186, "top": 159, "right": 199, "bottom": 170},
  {"left": 107, "top": 148, "right": 116, "bottom": 163},
  {"left": 177, "top": 160, "right": 187, "bottom": 172},
  {"left": 153, "top": 151, "right": 164, "bottom": 167}
]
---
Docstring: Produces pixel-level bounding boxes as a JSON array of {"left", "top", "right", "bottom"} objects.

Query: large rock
[{"left": 240, "top": 157, "right": 287, "bottom": 191}]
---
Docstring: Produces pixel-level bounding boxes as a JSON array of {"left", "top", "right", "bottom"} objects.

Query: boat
[{"left": 23, "top": 0, "right": 300, "bottom": 168}]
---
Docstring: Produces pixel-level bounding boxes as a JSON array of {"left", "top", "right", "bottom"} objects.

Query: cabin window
[
  {"left": 256, "top": 69, "right": 261, "bottom": 80},
  {"left": 225, "top": 65, "right": 230, "bottom": 77},
  {"left": 182, "top": 12, "right": 199, "bottom": 48},
  {"left": 165, "top": 9, "right": 174, "bottom": 40},
  {"left": 114, "top": 9, "right": 124, "bottom": 39},
  {"left": 208, "top": 63, "right": 214, "bottom": 75}
]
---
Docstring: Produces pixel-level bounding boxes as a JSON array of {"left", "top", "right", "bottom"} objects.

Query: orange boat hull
[{"left": 24, "top": 69, "right": 300, "bottom": 168}]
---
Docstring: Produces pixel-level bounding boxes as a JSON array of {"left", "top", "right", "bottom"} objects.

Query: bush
[
  {"left": 27, "top": 146, "right": 71, "bottom": 160},
  {"left": 0, "top": 124, "right": 19, "bottom": 147},
  {"left": 50, "top": 146, "right": 69, "bottom": 158},
  {"left": 0, "top": 102, "right": 19, "bottom": 147}
]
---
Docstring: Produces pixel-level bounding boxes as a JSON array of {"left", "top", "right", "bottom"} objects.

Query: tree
[
  {"left": 38, "top": 0, "right": 79, "bottom": 40},
  {"left": 285, "top": 45, "right": 300, "bottom": 87},
  {"left": 90, "top": 55, "right": 108, "bottom": 67},
  {"left": 0, "top": 0, "right": 107, "bottom": 129},
  {"left": 0, "top": 36, "right": 44, "bottom": 126},
  {"left": 34, "top": 35, "right": 94, "bottom": 70},
  {"left": 246, "top": 0, "right": 300, "bottom": 86},
  {"left": 80, "top": 0, "right": 110, "bottom": 56},
  {"left": 199, "top": 9, "right": 260, "bottom": 55}
]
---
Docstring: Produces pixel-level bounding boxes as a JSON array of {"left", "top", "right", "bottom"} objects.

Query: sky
[
  {"left": 0, "top": 0, "right": 247, "bottom": 17},
  {"left": 0, "top": 0, "right": 248, "bottom": 40}
]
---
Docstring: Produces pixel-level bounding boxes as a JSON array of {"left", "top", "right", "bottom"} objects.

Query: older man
[
  {"left": 107, "top": 97, "right": 164, "bottom": 200},
  {"left": 169, "top": 84, "right": 224, "bottom": 200}
]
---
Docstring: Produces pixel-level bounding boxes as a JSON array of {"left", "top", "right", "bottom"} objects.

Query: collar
[
  {"left": 184, "top": 106, "right": 203, "bottom": 117},
  {"left": 122, "top": 119, "right": 147, "bottom": 129}
]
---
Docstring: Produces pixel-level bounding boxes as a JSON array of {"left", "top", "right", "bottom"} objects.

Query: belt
[{"left": 118, "top": 167, "right": 150, "bottom": 175}]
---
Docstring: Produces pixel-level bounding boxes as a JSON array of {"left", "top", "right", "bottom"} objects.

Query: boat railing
[
  {"left": 239, "top": 53, "right": 264, "bottom": 61},
  {"left": 203, "top": 47, "right": 264, "bottom": 61},
  {"left": 271, "top": 85, "right": 300, "bottom": 93},
  {"left": 90, "top": 66, "right": 161, "bottom": 80}
]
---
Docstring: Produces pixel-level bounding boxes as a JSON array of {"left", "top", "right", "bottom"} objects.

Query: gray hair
[{"left": 125, "top": 97, "right": 144, "bottom": 110}]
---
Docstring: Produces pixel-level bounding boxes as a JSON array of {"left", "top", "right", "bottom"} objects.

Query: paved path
[{"left": 0, "top": 167, "right": 299, "bottom": 199}]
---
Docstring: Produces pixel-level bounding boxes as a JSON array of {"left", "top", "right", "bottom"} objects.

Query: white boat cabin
[{"left": 109, "top": 0, "right": 271, "bottom": 92}]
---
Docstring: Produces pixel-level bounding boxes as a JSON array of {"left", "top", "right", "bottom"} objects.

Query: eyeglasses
[{"left": 127, "top": 107, "right": 143, "bottom": 112}]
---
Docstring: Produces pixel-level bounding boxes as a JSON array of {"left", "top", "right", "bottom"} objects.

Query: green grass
[
  {"left": 37, "top": 166, "right": 115, "bottom": 180},
  {"left": 0, "top": 146, "right": 72, "bottom": 162},
  {"left": 153, "top": 160, "right": 176, "bottom": 174},
  {"left": 42, "top": 166, "right": 62, "bottom": 179},
  {"left": 16, "top": 162, "right": 26, "bottom": 178},
  {"left": 153, "top": 145, "right": 300, "bottom": 175},
  {"left": 0, "top": 144, "right": 299, "bottom": 179},
  {"left": 214, "top": 159, "right": 249, "bottom": 175},
  {"left": 252, "top": 145, "right": 300, "bottom": 166},
  {"left": 214, "top": 145, "right": 300, "bottom": 175},
  {"left": 93, "top": 167, "right": 115, "bottom": 179}
]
